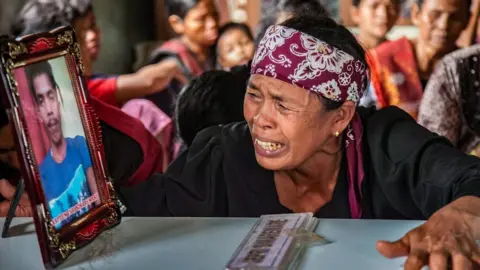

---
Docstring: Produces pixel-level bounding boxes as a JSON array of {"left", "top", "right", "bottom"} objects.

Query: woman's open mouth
[{"left": 254, "top": 138, "right": 286, "bottom": 157}]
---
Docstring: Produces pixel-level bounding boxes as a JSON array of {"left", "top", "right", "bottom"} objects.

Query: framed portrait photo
[{"left": 0, "top": 26, "right": 121, "bottom": 269}]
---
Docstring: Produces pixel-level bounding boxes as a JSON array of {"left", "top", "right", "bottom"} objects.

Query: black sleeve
[
  {"left": 367, "top": 107, "right": 480, "bottom": 219},
  {"left": 100, "top": 121, "right": 143, "bottom": 186},
  {"left": 117, "top": 126, "right": 228, "bottom": 217}
]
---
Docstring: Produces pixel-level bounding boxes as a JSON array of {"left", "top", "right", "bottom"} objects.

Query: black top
[
  {"left": 421, "top": 79, "right": 428, "bottom": 90},
  {"left": 116, "top": 106, "right": 480, "bottom": 219}
]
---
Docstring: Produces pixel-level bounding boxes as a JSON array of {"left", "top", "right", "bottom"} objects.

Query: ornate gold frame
[{"left": 0, "top": 26, "right": 120, "bottom": 269}]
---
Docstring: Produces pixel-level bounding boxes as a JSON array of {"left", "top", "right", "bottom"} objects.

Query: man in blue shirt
[{"left": 25, "top": 61, "right": 99, "bottom": 229}]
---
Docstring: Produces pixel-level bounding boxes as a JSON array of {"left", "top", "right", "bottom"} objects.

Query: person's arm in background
[
  {"left": 417, "top": 61, "right": 461, "bottom": 146},
  {"left": 114, "top": 58, "right": 187, "bottom": 104}
]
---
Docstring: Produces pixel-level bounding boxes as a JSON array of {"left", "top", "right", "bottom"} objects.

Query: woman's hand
[
  {"left": 376, "top": 196, "right": 480, "bottom": 269},
  {"left": 115, "top": 58, "right": 187, "bottom": 103},
  {"left": 0, "top": 179, "right": 32, "bottom": 217}
]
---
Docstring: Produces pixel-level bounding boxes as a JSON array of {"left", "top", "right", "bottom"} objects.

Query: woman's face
[
  {"left": 73, "top": 17, "right": 93, "bottom": 76},
  {"left": 243, "top": 75, "right": 338, "bottom": 171},
  {"left": 355, "top": 0, "right": 399, "bottom": 39},
  {"left": 83, "top": 10, "right": 101, "bottom": 62},
  {"left": 413, "top": 0, "right": 469, "bottom": 55},
  {"left": 182, "top": 0, "right": 219, "bottom": 47},
  {"left": 217, "top": 28, "right": 255, "bottom": 70}
]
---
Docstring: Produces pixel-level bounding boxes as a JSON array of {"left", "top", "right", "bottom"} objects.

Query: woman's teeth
[{"left": 255, "top": 139, "right": 282, "bottom": 151}]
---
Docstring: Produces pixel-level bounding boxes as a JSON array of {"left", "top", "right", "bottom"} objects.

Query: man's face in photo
[{"left": 33, "top": 73, "right": 63, "bottom": 145}]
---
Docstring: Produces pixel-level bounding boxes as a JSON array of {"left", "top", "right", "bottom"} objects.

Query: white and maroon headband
[{"left": 251, "top": 25, "right": 368, "bottom": 104}]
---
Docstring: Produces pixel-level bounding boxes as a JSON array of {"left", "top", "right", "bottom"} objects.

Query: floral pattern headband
[{"left": 251, "top": 25, "right": 369, "bottom": 104}]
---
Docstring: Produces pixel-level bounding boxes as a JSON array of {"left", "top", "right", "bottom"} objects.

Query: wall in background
[
  {"left": 0, "top": 0, "right": 28, "bottom": 35},
  {"left": 92, "top": 0, "right": 156, "bottom": 74}
]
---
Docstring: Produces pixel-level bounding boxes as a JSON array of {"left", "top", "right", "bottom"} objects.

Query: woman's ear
[
  {"left": 332, "top": 101, "right": 356, "bottom": 136},
  {"left": 168, "top": 15, "right": 185, "bottom": 35}
]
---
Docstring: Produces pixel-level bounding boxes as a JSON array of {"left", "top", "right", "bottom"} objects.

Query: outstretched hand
[
  {"left": 377, "top": 196, "right": 480, "bottom": 270},
  {"left": 142, "top": 58, "right": 187, "bottom": 95},
  {"left": 0, "top": 179, "right": 32, "bottom": 217}
]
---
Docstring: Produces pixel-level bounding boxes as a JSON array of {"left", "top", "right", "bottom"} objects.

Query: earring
[{"left": 335, "top": 131, "right": 340, "bottom": 137}]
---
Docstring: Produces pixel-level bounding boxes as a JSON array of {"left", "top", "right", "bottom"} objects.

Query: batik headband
[{"left": 251, "top": 25, "right": 368, "bottom": 104}]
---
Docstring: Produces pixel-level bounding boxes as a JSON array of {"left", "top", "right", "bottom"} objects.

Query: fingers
[
  {"left": 405, "top": 249, "right": 429, "bottom": 270},
  {"left": 0, "top": 201, "right": 10, "bottom": 216},
  {"left": 377, "top": 232, "right": 412, "bottom": 259},
  {"left": 452, "top": 252, "right": 474, "bottom": 270},
  {"left": 0, "top": 179, "right": 16, "bottom": 200},
  {"left": 15, "top": 203, "right": 32, "bottom": 217},
  {"left": 377, "top": 238, "right": 410, "bottom": 259},
  {"left": 429, "top": 249, "right": 449, "bottom": 270},
  {"left": 0, "top": 202, "right": 32, "bottom": 217}
]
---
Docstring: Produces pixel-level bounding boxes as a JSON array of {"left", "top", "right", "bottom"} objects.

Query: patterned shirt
[{"left": 418, "top": 45, "right": 480, "bottom": 154}]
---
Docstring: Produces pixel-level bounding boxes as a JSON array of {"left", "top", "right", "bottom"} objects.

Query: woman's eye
[
  {"left": 247, "top": 92, "right": 259, "bottom": 99},
  {"left": 278, "top": 103, "right": 290, "bottom": 111}
]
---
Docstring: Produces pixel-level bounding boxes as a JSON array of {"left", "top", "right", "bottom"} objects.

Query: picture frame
[{"left": 0, "top": 26, "right": 121, "bottom": 269}]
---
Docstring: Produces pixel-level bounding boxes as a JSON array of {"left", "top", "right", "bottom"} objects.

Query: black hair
[
  {"left": 280, "top": 12, "right": 369, "bottom": 110},
  {"left": 25, "top": 61, "right": 58, "bottom": 104},
  {"left": 352, "top": 0, "right": 362, "bottom": 6},
  {"left": 352, "top": 0, "right": 403, "bottom": 7},
  {"left": 164, "top": 0, "right": 200, "bottom": 19},
  {"left": 256, "top": 0, "right": 329, "bottom": 45},
  {"left": 213, "top": 22, "right": 254, "bottom": 63},
  {"left": 216, "top": 22, "right": 254, "bottom": 49},
  {"left": 278, "top": 0, "right": 329, "bottom": 14},
  {"left": 11, "top": 0, "right": 93, "bottom": 36},
  {"left": 416, "top": 0, "right": 471, "bottom": 14},
  {"left": 174, "top": 64, "right": 250, "bottom": 146}
]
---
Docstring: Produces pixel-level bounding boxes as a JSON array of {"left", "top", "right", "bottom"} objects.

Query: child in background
[
  {"left": 147, "top": 0, "right": 219, "bottom": 117},
  {"left": 152, "top": 0, "right": 219, "bottom": 77},
  {"left": 174, "top": 65, "right": 249, "bottom": 148},
  {"left": 12, "top": 0, "right": 185, "bottom": 107},
  {"left": 350, "top": 0, "right": 401, "bottom": 50},
  {"left": 214, "top": 23, "right": 255, "bottom": 71}
]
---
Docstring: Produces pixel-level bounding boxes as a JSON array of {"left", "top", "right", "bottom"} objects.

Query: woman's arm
[
  {"left": 368, "top": 106, "right": 480, "bottom": 218},
  {"left": 117, "top": 126, "right": 227, "bottom": 217},
  {"left": 115, "top": 59, "right": 186, "bottom": 104}
]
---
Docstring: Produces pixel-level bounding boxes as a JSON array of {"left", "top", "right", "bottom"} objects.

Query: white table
[{"left": 0, "top": 217, "right": 424, "bottom": 269}]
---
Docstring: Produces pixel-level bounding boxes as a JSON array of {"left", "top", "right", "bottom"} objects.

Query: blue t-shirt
[{"left": 40, "top": 136, "right": 93, "bottom": 229}]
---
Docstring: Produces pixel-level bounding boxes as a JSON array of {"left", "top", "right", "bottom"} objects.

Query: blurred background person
[
  {"left": 12, "top": 0, "right": 186, "bottom": 161},
  {"left": 174, "top": 65, "right": 249, "bottom": 150},
  {"left": 418, "top": 45, "right": 480, "bottom": 156},
  {"left": 12, "top": 0, "right": 186, "bottom": 107},
  {"left": 369, "top": 0, "right": 471, "bottom": 119},
  {"left": 214, "top": 22, "right": 254, "bottom": 71},
  {"left": 350, "top": 0, "right": 401, "bottom": 50},
  {"left": 147, "top": 0, "right": 219, "bottom": 117}
]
